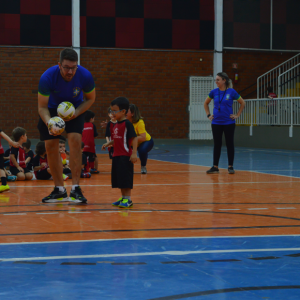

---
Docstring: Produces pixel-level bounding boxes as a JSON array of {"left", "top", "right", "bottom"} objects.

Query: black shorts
[
  {"left": 37, "top": 107, "right": 85, "bottom": 141},
  {"left": 0, "top": 154, "right": 4, "bottom": 170},
  {"left": 10, "top": 166, "right": 31, "bottom": 175},
  {"left": 111, "top": 156, "right": 134, "bottom": 189},
  {"left": 36, "top": 168, "right": 51, "bottom": 180},
  {"left": 83, "top": 151, "right": 96, "bottom": 163}
]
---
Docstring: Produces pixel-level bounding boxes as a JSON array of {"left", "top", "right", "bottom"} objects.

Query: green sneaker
[
  {"left": 112, "top": 197, "right": 123, "bottom": 206},
  {"left": 118, "top": 198, "right": 133, "bottom": 208}
]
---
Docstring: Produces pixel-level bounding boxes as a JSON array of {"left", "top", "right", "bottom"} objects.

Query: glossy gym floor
[{"left": 1, "top": 144, "right": 300, "bottom": 299}]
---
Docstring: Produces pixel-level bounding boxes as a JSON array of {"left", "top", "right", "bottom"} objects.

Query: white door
[{"left": 189, "top": 76, "right": 214, "bottom": 140}]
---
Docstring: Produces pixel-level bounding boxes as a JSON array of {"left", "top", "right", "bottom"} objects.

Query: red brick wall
[
  {"left": 0, "top": 47, "right": 213, "bottom": 139},
  {"left": 223, "top": 50, "right": 298, "bottom": 98}
]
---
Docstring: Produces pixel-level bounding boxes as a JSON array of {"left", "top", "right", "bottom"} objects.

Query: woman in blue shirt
[{"left": 204, "top": 72, "right": 245, "bottom": 174}]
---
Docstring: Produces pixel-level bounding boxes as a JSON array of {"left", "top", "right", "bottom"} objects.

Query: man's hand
[
  {"left": 66, "top": 110, "right": 78, "bottom": 121},
  {"left": 230, "top": 114, "right": 239, "bottom": 120},
  {"left": 129, "top": 153, "right": 137, "bottom": 164},
  {"left": 10, "top": 141, "right": 20, "bottom": 148}
]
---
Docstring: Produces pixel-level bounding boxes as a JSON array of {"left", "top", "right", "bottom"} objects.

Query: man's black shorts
[
  {"left": 37, "top": 108, "right": 85, "bottom": 141},
  {"left": 36, "top": 168, "right": 52, "bottom": 180},
  {"left": 111, "top": 156, "right": 133, "bottom": 189},
  {"left": 0, "top": 154, "right": 4, "bottom": 170},
  {"left": 10, "top": 166, "right": 31, "bottom": 175},
  {"left": 83, "top": 151, "right": 96, "bottom": 163}
]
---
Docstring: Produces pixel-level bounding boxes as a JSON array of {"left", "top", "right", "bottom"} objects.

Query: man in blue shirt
[{"left": 37, "top": 48, "right": 96, "bottom": 204}]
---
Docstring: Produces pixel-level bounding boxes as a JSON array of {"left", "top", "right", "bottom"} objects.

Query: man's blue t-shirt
[
  {"left": 38, "top": 65, "right": 95, "bottom": 109},
  {"left": 208, "top": 88, "right": 241, "bottom": 125}
]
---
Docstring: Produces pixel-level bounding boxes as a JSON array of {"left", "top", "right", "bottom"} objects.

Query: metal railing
[
  {"left": 257, "top": 53, "right": 300, "bottom": 99},
  {"left": 278, "top": 63, "right": 300, "bottom": 97},
  {"left": 233, "top": 97, "right": 300, "bottom": 137}
]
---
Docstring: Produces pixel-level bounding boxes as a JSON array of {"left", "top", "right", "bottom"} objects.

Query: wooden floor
[{"left": 1, "top": 154, "right": 300, "bottom": 244}]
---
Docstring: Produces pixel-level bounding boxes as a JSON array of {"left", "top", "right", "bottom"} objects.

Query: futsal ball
[
  {"left": 57, "top": 102, "right": 75, "bottom": 121},
  {"left": 48, "top": 117, "right": 65, "bottom": 136}
]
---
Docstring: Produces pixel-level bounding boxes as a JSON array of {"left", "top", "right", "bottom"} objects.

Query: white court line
[
  {"left": 276, "top": 207, "right": 296, "bottom": 210},
  {"left": 189, "top": 209, "right": 211, "bottom": 211},
  {"left": 7, "top": 181, "right": 299, "bottom": 188},
  {"left": 247, "top": 208, "right": 268, "bottom": 210},
  {"left": 1, "top": 234, "right": 300, "bottom": 246},
  {"left": 129, "top": 211, "right": 152, "bottom": 213},
  {"left": 2, "top": 247, "right": 300, "bottom": 262},
  {"left": 3, "top": 213, "right": 27, "bottom": 216},
  {"left": 99, "top": 211, "right": 118, "bottom": 213},
  {"left": 68, "top": 211, "right": 91, "bottom": 214},
  {"left": 219, "top": 209, "right": 240, "bottom": 211},
  {"left": 36, "top": 213, "right": 59, "bottom": 215}
]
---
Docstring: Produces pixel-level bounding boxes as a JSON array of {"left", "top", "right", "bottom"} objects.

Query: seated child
[
  {"left": 81, "top": 142, "right": 91, "bottom": 178},
  {"left": 9, "top": 127, "right": 33, "bottom": 181},
  {"left": 82, "top": 110, "right": 99, "bottom": 174},
  {"left": 32, "top": 141, "right": 52, "bottom": 180},
  {"left": 105, "top": 107, "right": 117, "bottom": 159},
  {"left": 59, "top": 139, "right": 71, "bottom": 179},
  {"left": 23, "top": 139, "right": 34, "bottom": 171}
]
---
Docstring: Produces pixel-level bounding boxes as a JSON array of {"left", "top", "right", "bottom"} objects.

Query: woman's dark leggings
[
  {"left": 138, "top": 138, "right": 154, "bottom": 167},
  {"left": 211, "top": 123, "right": 235, "bottom": 166}
]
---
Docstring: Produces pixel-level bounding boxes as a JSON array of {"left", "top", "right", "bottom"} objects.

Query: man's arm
[
  {"left": 38, "top": 94, "right": 51, "bottom": 125},
  {"left": 69, "top": 89, "right": 96, "bottom": 121},
  {"left": 0, "top": 131, "right": 19, "bottom": 148}
]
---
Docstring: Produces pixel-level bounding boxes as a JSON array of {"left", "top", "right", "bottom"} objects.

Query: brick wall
[
  {"left": 223, "top": 50, "right": 298, "bottom": 98},
  {"left": 0, "top": 47, "right": 213, "bottom": 140}
]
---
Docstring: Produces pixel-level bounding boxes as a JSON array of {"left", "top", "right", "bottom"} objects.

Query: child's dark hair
[
  {"left": 129, "top": 104, "right": 143, "bottom": 123},
  {"left": 84, "top": 110, "right": 95, "bottom": 122},
  {"left": 22, "top": 139, "right": 31, "bottom": 149},
  {"left": 59, "top": 140, "right": 66, "bottom": 145},
  {"left": 111, "top": 97, "right": 129, "bottom": 113},
  {"left": 35, "top": 141, "right": 46, "bottom": 156},
  {"left": 81, "top": 142, "right": 85, "bottom": 149},
  {"left": 12, "top": 127, "right": 26, "bottom": 142}
]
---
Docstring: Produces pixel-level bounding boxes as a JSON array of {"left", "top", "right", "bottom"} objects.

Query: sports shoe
[
  {"left": 112, "top": 197, "right": 123, "bottom": 207},
  {"left": 228, "top": 167, "right": 235, "bottom": 174},
  {"left": 7, "top": 175, "right": 17, "bottom": 182},
  {"left": 141, "top": 166, "right": 147, "bottom": 174},
  {"left": 42, "top": 187, "right": 69, "bottom": 203},
  {"left": 90, "top": 169, "right": 100, "bottom": 174},
  {"left": 62, "top": 174, "right": 69, "bottom": 181},
  {"left": 0, "top": 185, "right": 10, "bottom": 193},
  {"left": 69, "top": 186, "right": 87, "bottom": 203},
  {"left": 118, "top": 198, "right": 133, "bottom": 208},
  {"left": 206, "top": 166, "right": 219, "bottom": 174}
]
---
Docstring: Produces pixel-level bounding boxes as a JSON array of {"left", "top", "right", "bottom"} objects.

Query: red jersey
[
  {"left": 0, "top": 135, "right": 4, "bottom": 155},
  {"left": 112, "top": 119, "right": 137, "bottom": 157},
  {"left": 32, "top": 155, "right": 48, "bottom": 176},
  {"left": 82, "top": 122, "right": 98, "bottom": 153},
  {"left": 10, "top": 146, "right": 26, "bottom": 168}
]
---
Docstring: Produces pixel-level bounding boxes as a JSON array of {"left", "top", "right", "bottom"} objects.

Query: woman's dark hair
[
  {"left": 35, "top": 141, "right": 46, "bottom": 156},
  {"left": 59, "top": 48, "right": 78, "bottom": 63},
  {"left": 22, "top": 139, "right": 31, "bottom": 149},
  {"left": 217, "top": 72, "right": 233, "bottom": 88},
  {"left": 129, "top": 104, "right": 143, "bottom": 123},
  {"left": 111, "top": 97, "right": 129, "bottom": 113},
  {"left": 84, "top": 110, "right": 95, "bottom": 122},
  {"left": 12, "top": 127, "right": 26, "bottom": 142}
]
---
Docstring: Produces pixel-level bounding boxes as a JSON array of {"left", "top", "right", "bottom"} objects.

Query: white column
[
  {"left": 213, "top": 0, "right": 223, "bottom": 86},
  {"left": 72, "top": 0, "right": 80, "bottom": 65}
]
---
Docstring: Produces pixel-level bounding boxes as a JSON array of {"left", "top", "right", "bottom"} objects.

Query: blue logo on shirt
[
  {"left": 73, "top": 87, "right": 81, "bottom": 98},
  {"left": 226, "top": 94, "right": 230, "bottom": 100}
]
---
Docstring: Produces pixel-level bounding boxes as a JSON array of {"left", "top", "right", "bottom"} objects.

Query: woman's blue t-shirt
[
  {"left": 208, "top": 88, "right": 241, "bottom": 125},
  {"left": 38, "top": 65, "right": 95, "bottom": 109}
]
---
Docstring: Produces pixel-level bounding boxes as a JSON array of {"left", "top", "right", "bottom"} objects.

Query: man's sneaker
[
  {"left": 206, "top": 166, "right": 219, "bottom": 174},
  {"left": 141, "top": 166, "right": 147, "bottom": 174},
  {"left": 62, "top": 174, "right": 69, "bottom": 181},
  {"left": 69, "top": 186, "right": 87, "bottom": 203},
  {"left": 112, "top": 197, "right": 123, "bottom": 207},
  {"left": 0, "top": 185, "right": 10, "bottom": 193},
  {"left": 90, "top": 169, "right": 100, "bottom": 174},
  {"left": 228, "top": 167, "right": 235, "bottom": 174},
  {"left": 42, "top": 187, "right": 69, "bottom": 203},
  {"left": 118, "top": 198, "right": 133, "bottom": 208},
  {"left": 7, "top": 175, "right": 17, "bottom": 182}
]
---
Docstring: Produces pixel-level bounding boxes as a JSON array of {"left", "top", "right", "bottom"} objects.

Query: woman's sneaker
[
  {"left": 206, "top": 166, "right": 219, "bottom": 174},
  {"left": 42, "top": 187, "right": 69, "bottom": 203},
  {"left": 141, "top": 166, "right": 147, "bottom": 174},
  {"left": 69, "top": 186, "right": 87, "bottom": 203},
  {"left": 228, "top": 167, "right": 235, "bottom": 174},
  {"left": 112, "top": 197, "right": 123, "bottom": 206}
]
